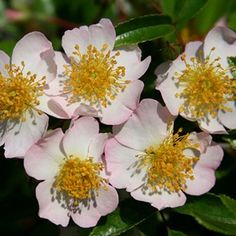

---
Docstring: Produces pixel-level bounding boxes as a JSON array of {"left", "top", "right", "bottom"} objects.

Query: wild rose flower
[
  {"left": 24, "top": 117, "right": 118, "bottom": 227},
  {"left": 47, "top": 18, "right": 151, "bottom": 125},
  {"left": 105, "top": 99, "right": 223, "bottom": 210},
  {"left": 0, "top": 32, "right": 67, "bottom": 158},
  {"left": 156, "top": 27, "right": 236, "bottom": 133}
]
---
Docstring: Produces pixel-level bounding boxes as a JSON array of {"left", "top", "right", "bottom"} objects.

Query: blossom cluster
[{"left": 1, "top": 18, "right": 235, "bottom": 227}]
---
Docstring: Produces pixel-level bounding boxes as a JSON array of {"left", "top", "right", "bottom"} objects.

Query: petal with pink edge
[
  {"left": 115, "top": 99, "right": 172, "bottom": 151},
  {"left": 4, "top": 110, "right": 48, "bottom": 158},
  {"left": 131, "top": 187, "right": 186, "bottom": 210},
  {"left": 24, "top": 129, "right": 65, "bottom": 180},
  {"left": 105, "top": 138, "right": 146, "bottom": 192},
  {"left": 71, "top": 184, "right": 118, "bottom": 228},
  {"left": 89, "top": 18, "right": 116, "bottom": 51},
  {"left": 36, "top": 180, "right": 70, "bottom": 227},
  {"left": 100, "top": 80, "right": 144, "bottom": 125},
  {"left": 62, "top": 117, "right": 99, "bottom": 158},
  {"left": 12, "top": 31, "right": 56, "bottom": 83}
]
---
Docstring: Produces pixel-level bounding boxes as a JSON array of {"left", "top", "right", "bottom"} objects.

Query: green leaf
[
  {"left": 175, "top": 194, "right": 236, "bottom": 235},
  {"left": 160, "top": 0, "right": 208, "bottom": 25},
  {"left": 89, "top": 199, "right": 156, "bottom": 236},
  {"left": 223, "top": 129, "right": 236, "bottom": 150},
  {"left": 227, "top": 57, "right": 236, "bottom": 78},
  {"left": 115, "top": 15, "right": 174, "bottom": 47},
  {"left": 220, "top": 195, "right": 236, "bottom": 216},
  {"left": 168, "top": 229, "right": 187, "bottom": 236}
]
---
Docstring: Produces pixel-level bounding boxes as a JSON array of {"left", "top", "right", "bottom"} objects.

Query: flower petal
[
  {"left": 185, "top": 142, "right": 223, "bottom": 195},
  {"left": 62, "top": 117, "right": 99, "bottom": 158},
  {"left": 71, "top": 184, "right": 118, "bottom": 228},
  {"left": 4, "top": 110, "right": 49, "bottom": 158},
  {"left": 131, "top": 187, "right": 186, "bottom": 210},
  {"left": 105, "top": 138, "right": 146, "bottom": 192},
  {"left": 12, "top": 31, "right": 56, "bottom": 84},
  {"left": 88, "top": 133, "right": 109, "bottom": 162},
  {"left": 115, "top": 99, "right": 173, "bottom": 151},
  {"left": 100, "top": 80, "right": 144, "bottom": 125},
  {"left": 115, "top": 47, "right": 151, "bottom": 81},
  {"left": 36, "top": 180, "right": 70, "bottom": 227},
  {"left": 218, "top": 101, "right": 236, "bottom": 129},
  {"left": 198, "top": 117, "right": 226, "bottom": 134},
  {"left": 24, "top": 129, "right": 65, "bottom": 180}
]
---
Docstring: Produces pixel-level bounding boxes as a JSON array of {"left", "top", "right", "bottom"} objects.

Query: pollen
[
  {"left": 53, "top": 156, "right": 107, "bottom": 208},
  {"left": 175, "top": 48, "right": 236, "bottom": 119},
  {"left": 63, "top": 43, "right": 130, "bottom": 108},
  {"left": 136, "top": 129, "right": 199, "bottom": 193},
  {"left": 0, "top": 62, "right": 46, "bottom": 122}
]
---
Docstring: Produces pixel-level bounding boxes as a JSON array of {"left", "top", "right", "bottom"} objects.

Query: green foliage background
[{"left": 0, "top": 0, "right": 236, "bottom": 235}]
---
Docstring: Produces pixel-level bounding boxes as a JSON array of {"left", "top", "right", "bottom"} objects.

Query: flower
[
  {"left": 0, "top": 32, "right": 67, "bottom": 158},
  {"left": 47, "top": 18, "right": 151, "bottom": 125},
  {"left": 155, "top": 27, "right": 236, "bottom": 134},
  {"left": 24, "top": 117, "right": 118, "bottom": 227},
  {"left": 105, "top": 99, "right": 223, "bottom": 210}
]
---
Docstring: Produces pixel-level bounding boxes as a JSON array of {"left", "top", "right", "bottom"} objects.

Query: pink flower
[
  {"left": 47, "top": 18, "right": 151, "bottom": 125},
  {"left": 156, "top": 27, "right": 236, "bottom": 134},
  {"left": 105, "top": 99, "right": 223, "bottom": 210},
  {"left": 24, "top": 117, "right": 118, "bottom": 227},
  {"left": 0, "top": 32, "right": 67, "bottom": 158}
]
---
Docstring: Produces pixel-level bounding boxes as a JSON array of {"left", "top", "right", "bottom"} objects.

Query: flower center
[
  {"left": 136, "top": 129, "right": 199, "bottom": 193},
  {"left": 63, "top": 43, "right": 130, "bottom": 108},
  {"left": 175, "top": 48, "right": 236, "bottom": 119},
  {"left": 0, "top": 62, "right": 45, "bottom": 122},
  {"left": 53, "top": 156, "right": 107, "bottom": 209}
]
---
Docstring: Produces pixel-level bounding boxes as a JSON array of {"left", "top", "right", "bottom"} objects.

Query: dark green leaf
[
  {"left": 89, "top": 199, "right": 156, "bottom": 236},
  {"left": 115, "top": 15, "right": 174, "bottom": 47},
  {"left": 175, "top": 194, "right": 236, "bottom": 235},
  {"left": 160, "top": 0, "right": 208, "bottom": 25},
  {"left": 220, "top": 195, "right": 236, "bottom": 216},
  {"left": 168, "top": 229, "right": 187, "bottom": 236}
]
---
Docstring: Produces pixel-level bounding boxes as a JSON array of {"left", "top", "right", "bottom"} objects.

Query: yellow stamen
[
  {"left": 136, "top": 129, "right": 199, "bottom": 193},
  {"left": 175, "top": 48, "right": 236, "bottom": 119},
  {"left": 0, "top": 62, "right": 46, "bottom": 122},
  {"left": 53, "top": 156, "right": 107, "bottom": 209},
  {"left": 63, "top": 44, "right": 130, "bottom": 108}
]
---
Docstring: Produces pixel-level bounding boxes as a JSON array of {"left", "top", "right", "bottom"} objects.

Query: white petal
[
  {"left": 0, "top": 50, "right": 10, "bottom": 77},
  {"left": 62, "top": 117, "right": 99, "bottom": 158},
  {"left": 4, "top": 110, "right": 48, "bottom": 158},
  {"left": 218, "top": 101, "right": 236, "bottom": 129}
]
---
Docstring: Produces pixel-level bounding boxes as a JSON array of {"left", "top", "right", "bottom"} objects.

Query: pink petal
[
  {"left": 62, "top": 26, "right": 89, "bottom": 58},
  {"left": 0, "top": 50, "right": 10, "bottom": 77},
  {"left": 198, "top": 117, "right": 227, "bottom": 134},
  {"left": 36, "top": 180, "right": 70, "bottom": 227},
  {"left": 88, "top": 133, "right": 109, "bottom": 162},
  {"left": 115, "top": 47, "right": 151, "bottom": 81},
  {"left": 105, "top": 138, "right": 146, "bottom": 192},
  {"left": 71, "top": 184, "right": 118, "bottom": 228},
  {"left": 100, "top": 80, "right": 144, "bottom": 125},
  {"left": 4, "top": 110, "right": 49, "bottom": 158},
  {"left": 185, "top": 142, "right": 223, "bottom": 196},
  {"left": 203, "top": 27, "right": 236, "bottom": 69},
  {"left": 218, "top": 101, "right": 236, "bottom": 129},
  {"left": 12, "top": 31, "right": 56, "bottom": 84},
  {"left": 131, "top": 187, "right": 187, "bottom": 210},
  {"left": 62, "top": 117, "right": 99, "bottom": 158},
  {"left": 89, "top": 18, "right": 116, "bottom": 50},
  {"left": 115, "top": 99, "right": 172, "bottom": 151},
  {"left": 24, "top": 129, "right": 65, "bottom": 180}
]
